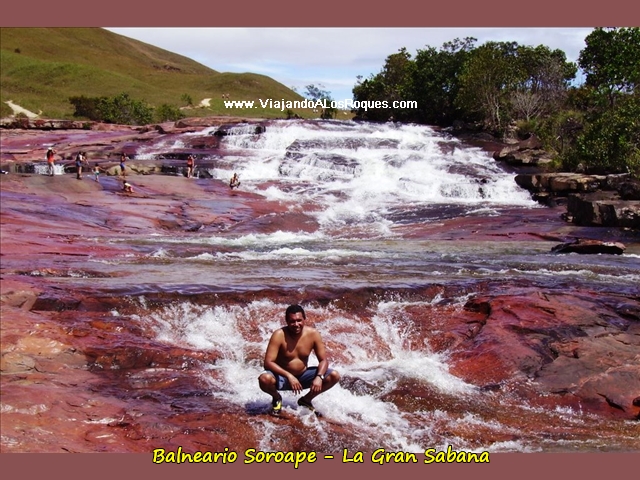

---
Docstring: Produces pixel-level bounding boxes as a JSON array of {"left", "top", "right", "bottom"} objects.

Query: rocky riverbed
[{"left": 1, "top": 118, "right": 639, "bottom": 453}]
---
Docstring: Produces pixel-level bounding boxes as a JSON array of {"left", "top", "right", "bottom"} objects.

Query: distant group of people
[
  {"left": 43, "top": 147, "right": 247, "bottom": 197},
  {"left": 184, "top": 155, "right": 240, "bottom": 190}
]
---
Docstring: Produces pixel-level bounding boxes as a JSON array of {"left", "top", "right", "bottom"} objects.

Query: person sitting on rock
[
  {"left": 229, "top": 172, "right": 241, "bottom": 189},
  {"left": 122, "top": 180, "right": 134, "bottom": 193},
  {"left": 258, "top": 304, "right": 340, "bottom": 417}
]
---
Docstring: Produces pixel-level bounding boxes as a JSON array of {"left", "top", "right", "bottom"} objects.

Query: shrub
[
  {"left": 155, "top": 103, "right": 185, "bottom": 122},
  {"left": 69, "top": 95, "right": 101, "bottom": 120},
  {"left": 569, "top": 96, "right": 640, "bottom": 175},
  {"left": 69, "top": 93, "right": 154, "bottom": 125}
]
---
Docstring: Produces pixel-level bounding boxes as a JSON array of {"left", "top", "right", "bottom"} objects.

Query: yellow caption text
[{"left": 152, "top": 446, "right": 490, "bottom": 467}]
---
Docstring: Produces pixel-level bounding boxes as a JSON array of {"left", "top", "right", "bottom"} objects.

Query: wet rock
[
  {"left": 213, "top": 123, "right": 266, "bottom": 136},
  {"left": 515, "top": 173, "right": 606, "bottom": 194},
  {"left": 447, "top": 290, "right": 640, "bottom": 419},
  {"left": 551, "top": 238, "right": 626, "bottom": 255},
  {"left": 492, "top": 134, "right": 551, "bottom": 166},
  {"left": 0, "top": 352, "right": 37, "bottom": 373},
  {"left": 566, "top": 193, "right": 640, "bottom": 228},
  {"left": 495, "top": 148, "right": 553, "bottom": 166},
  {"left": 31, "top": 295, "right": 82, "bottom": 312},
  {"left": 617, "top": 178, "right": 640, "bottom": 200}
]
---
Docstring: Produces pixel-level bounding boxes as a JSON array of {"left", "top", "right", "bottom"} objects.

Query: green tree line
[
  {"left": 68, "top": 92, "right": 185, "bottom": 125},
  {"left": 352, "top": 28, "right": 640, "bottom": 176}
]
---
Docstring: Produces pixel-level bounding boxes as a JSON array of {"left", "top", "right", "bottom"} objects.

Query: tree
[
  {"left": 569, "top": 94, "right": 640, "bottom": 174},
  {"left": 352, "top": 74, "right": 388, "bottom": 121},
  {"left": 352, "top": 48, "right": 414, "bottom": 122},
  {"left": 156, "top": 103, "right": 185, "bottom": 122},
  {"left": 408, "top": 37, "right": 476, "bottom": 125},
  {"left": 511, "top": 45, "right": 576, "bottom": 121},
  {"left": 304, "top": 84, "right": 336, "bottom": 119},
  {"left": 578, "top": 27, "right": 640, "bottom": 107},
  {"left": 70, "top": 93, "right": 154, "bottom": 125},
  {"left": 456, "top": 41, "right": 522, "bottom": 132},
  {"left": 455, "top": 42, "right": 577, "bottom": 134},
  {"left": 96, "top": 93, "right": 154, "bottom": 125},
  {"left": 560, "top": 28, "right": 640, "bottom": 175},
  {"left": 69, "top": 95, "right": 101, "bottom": 120}
]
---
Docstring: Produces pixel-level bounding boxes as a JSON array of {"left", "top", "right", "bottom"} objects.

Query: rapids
[{"left": 1, "top": 119, "right": 639, "bottom": 453}]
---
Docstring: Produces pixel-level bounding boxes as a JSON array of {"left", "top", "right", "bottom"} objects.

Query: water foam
[{"left": 141, "top": 299, "right": 477, "bottom": 450}]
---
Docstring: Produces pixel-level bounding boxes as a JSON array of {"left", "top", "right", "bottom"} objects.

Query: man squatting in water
[{"left": 258, "top": 304, "right": 340, "bottom": 416}]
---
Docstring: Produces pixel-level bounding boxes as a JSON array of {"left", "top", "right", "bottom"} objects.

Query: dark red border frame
[{"left": 2, "top": 2, "right": 639, "bottom": 478}]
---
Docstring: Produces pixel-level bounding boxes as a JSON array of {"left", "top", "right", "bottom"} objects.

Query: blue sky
[{"left": 106, "top": 28, "right": 593, "bottom": 101}]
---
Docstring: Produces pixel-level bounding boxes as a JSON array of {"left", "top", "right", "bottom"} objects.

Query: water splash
[
  {"left": 33, "top": 164, "right": 65, "bottom": 175},
  {"left": 141, "top": 299, "right": 478, "bottom": 451}
]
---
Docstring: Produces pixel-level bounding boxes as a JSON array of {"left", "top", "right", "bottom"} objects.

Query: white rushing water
[
  {"left": 142, "top": 299, "right": 482, "bottom": 452},
  {"left": 33, "top": 164, "right": 65, "bottom": 175},
  {"left": 189, "top": 120, "right": 539, "bottom": 235}
]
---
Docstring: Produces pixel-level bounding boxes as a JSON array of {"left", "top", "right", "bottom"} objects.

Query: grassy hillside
[{"left": 0, "top": 27, "right": 307, "bottom": 120}]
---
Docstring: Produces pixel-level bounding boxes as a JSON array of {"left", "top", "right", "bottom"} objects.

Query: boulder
[
  {"left": 492, "top": 134, "right": 549, "bottom": 166},
  {"left": 212, "top": 123, "right": 266, "bottom": 136},
  {"left": 566, "top": 193, "right": 640, "bottom": 228},
  {"left": 495, "top": 149, "right": 554, "bottom": 166},
  {"left": 517, "top": 133, "right": 543, "bottom": 150},
  {"left": 448, "top": 291, "right": 640, "bottom": 419},
  {"left": 516, "top": 173, "right": 596, "bottom": 193},
  {"left": 551, "top": 238, "right": 626, "bottom": 255}
]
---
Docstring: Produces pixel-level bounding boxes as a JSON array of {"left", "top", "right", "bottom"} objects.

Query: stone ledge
[{"left": 565, "top": 193, "right": 640, "bottom": 228}]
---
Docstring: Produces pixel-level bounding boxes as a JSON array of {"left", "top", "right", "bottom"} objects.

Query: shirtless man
[
  {"left": 229, "top": 172, "right": 240, "bottom": 189},
  {"left": 258, "top": 304, "right": 340, "bottom": 416}
]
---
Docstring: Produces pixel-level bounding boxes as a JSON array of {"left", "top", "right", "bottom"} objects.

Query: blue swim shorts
[{"left": 263, "top": 367, "right": 333, "bottom": 391}]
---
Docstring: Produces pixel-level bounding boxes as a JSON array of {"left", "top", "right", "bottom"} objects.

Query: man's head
[{"left": 285, "top": 304, "right": 306, "bottom": 335}]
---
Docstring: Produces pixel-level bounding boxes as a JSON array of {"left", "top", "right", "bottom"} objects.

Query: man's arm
[
  {"left": 310, "top": 330, "right": 329, "bottom": 393},
  {"left": 263, "top": 330, "right": 285, "bottom": 372}
]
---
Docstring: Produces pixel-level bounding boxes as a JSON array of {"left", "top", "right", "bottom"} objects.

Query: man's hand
[
  {"left": 288, "top": 375, "right": 303, "bottom": 394},
  {"left": 310, "top": 375, "right": 323, "bottom": 394}
]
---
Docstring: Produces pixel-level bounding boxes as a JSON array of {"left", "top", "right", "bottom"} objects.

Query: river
[{"left": 1, "top": 119, "right": 639, "bottom": 453}]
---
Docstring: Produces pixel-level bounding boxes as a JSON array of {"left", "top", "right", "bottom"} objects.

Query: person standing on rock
[
  {"left": 93, "top": 163, "right": 102, "bottom": 183},
  {"left": 258, "top": 304, "right": 340, "bottom": 417},
  {"left": 120, "top": 153, "right": 128, "bottom": 177},
  {"left": 75, "top": 151, "right": 87, "bottom": 180},
  {"left": 46, "top": 147, "right": 56, "bottom": 176},
  {"left": 186, "top": 155, "right": 195, "bottom": 178}
]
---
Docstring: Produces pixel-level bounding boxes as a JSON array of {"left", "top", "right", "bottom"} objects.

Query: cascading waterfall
[{"left": 201, "top": 120, "right": 538, "bottom": 236}]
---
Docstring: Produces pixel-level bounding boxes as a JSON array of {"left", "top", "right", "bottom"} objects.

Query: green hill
[{"left": 0, "top": 27, "right": 306, "bottom": 120}]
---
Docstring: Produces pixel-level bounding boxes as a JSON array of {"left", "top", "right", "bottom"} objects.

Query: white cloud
[{"left": 105, "top": 27, "right": 593, "bottom": 101}]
